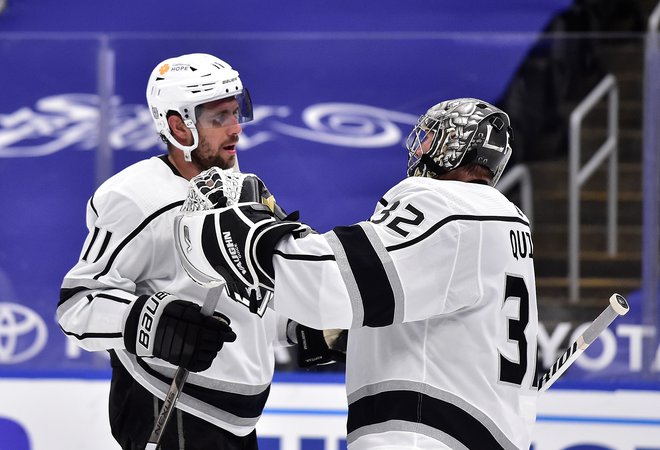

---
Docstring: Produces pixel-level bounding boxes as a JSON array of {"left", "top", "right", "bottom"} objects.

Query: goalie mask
[
  {"left": 405, "top": 98, "right": 513, "bottom": 186},
  {"left": 146, "top": 53, "right": 253, "bottom": 161}
]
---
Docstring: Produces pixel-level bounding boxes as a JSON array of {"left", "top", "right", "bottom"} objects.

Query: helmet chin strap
[{"left": 162, "top": 125, "right": 200, "bottom": 162}]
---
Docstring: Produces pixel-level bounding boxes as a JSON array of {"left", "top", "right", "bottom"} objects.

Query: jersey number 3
[
  {"left": 371, "top": 200, "right": 425, "bottom": 237},
  {"left": 498, "top": 274, "right": 530, "bottom": 386}
]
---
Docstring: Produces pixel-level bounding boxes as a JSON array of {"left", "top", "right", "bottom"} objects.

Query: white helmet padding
[
  {"left": 146, "top": 53, "right": 253, "bottom": 161},
  {"left": 406, "top": 98, "right": 513, "bottom": 186}
]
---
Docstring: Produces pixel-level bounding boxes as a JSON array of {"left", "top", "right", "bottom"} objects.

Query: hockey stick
[
  {"left": 537, "top": 293, "right": 630, "bottom": 393},
  {"left": 145, "top": 165, "right": 245, "bottom": 449},
  {"left": 145, "top": 283, "right": 223, "bottom": 450}
]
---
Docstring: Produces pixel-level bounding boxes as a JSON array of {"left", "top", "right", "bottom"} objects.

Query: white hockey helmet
[
  {"left": 405, "top": 98, "right": 513, "bottom": 186},
  {"left": 146, "top": 53, "right": 253, "bottom": 161}
]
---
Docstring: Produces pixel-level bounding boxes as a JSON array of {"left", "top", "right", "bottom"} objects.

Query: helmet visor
[{"left": 194, "top": 89, "right": 253, "bottom": 129}]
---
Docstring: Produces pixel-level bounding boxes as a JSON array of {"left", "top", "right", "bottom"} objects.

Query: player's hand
[
  {"left": 124, "top": 292, "right": 237, "bottom": 372},
  {"left": 295, "top": 325, "right": 347, "bottom": 368},
  {"left": 182, "top": 167, "right": 285, "bottom": 217},
  {"left": 175, "top": 202, "right": 310, "bottom": 316}
]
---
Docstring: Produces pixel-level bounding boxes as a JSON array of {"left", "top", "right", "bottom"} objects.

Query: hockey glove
[
  {"left": 293, "top": 323, "right": 347, "bottom": 368},
  {"left": 175, "top": 202, "right": 310, "bottom": 316},
  {"left": 182, "top": 167, "right": 289, "bottom": 219},
  {"left": 124, "top": 291, "right": 237, "bottom": 372}
]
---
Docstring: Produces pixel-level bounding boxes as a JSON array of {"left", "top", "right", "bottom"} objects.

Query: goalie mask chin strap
[
  {"left": 419, "top": 153, "right": 449, "bottom": 178},
  {"left": 419, "top": 150, "right": 493, "bottom": 181}
]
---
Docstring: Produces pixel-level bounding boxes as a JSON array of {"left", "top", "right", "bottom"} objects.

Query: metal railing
[
  {"left": 96, "top": 35, "right": 115, "bottom": 187},
  {"left": 498, "top": 164, "right": 534, "bottom": 227},
  {"left": 568, "top": 74, "right": 619, "bottom": 302},
  {"left": 642, "top": 0, "right": 660, "bottom": 373}
]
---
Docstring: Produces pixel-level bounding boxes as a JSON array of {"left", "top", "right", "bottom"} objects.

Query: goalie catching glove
[
  {"left": 123, "top": 291, "right": 237, "bottom": 372},
  {"left": 175, "top": 202, "right": 311, "bottom": 315},
  {"left": 181, "top": 166, "right": 289, "bottom": 219}
]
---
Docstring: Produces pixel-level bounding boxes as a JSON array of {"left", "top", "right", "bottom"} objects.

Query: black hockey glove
[
  {"left": 293, "top": 323, "right": 347, "bottom": 368},
  {"left": 124, "top": 292, "right": 237, "bottom": 372},
  {"left": 237, "top": 173, "right": 290, "bottom": 219},
  {"left": 175, "top": 202, "right": 311, "bottom": 316}
]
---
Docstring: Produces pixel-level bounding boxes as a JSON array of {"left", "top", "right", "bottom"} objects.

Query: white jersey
[
  {"left": 272, "top": 177, "right": 538, "bottom": 449},
  {"left": 57, "top": 155, "right": 290, "bottom": 436}
]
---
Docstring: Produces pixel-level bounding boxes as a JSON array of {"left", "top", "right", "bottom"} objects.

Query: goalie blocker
[{"left": 175, "top": 202, "right": 310, "bottom": 315}]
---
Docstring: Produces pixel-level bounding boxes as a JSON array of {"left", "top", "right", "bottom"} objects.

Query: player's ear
[{"left": 168, "top": 114, "right": 192, "bottom": 144}]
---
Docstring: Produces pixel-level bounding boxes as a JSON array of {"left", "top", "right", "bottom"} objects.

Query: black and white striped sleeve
[
  {"left": 270, "top": 193, "right": 503, "bottom": 330},
  {"left": 57, "top": 190, "right": 181, "bottom": 352},
  {"left": 271, "top": 220, "right": 406, "bottom": 331}
]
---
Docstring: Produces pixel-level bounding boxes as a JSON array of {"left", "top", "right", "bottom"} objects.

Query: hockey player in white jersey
[
  {"left": 56, "top": 53, "right": 337, "bottom": 450},
  {"left": 175, "top": 98, "right": 539, "bottom": 449}
]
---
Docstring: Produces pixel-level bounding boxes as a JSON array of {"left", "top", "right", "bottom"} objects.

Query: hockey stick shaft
[
  {"left": 537, "top": 293, "right": 629, "bottom": 393},
  {"left": 145, "top": 285, "right": 223, "bottom": 450}
]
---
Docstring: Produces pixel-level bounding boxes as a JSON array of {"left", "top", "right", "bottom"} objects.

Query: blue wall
[
  {"left": 0, "top": 0, "right": 570, "bottom": 33},
  {"left": 8, "top": 0, "right": 635, "bottom": 383}
]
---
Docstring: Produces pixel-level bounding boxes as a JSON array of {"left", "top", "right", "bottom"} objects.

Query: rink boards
[{"left": 0, "top": 375, "right": 659, "bottom": 450}]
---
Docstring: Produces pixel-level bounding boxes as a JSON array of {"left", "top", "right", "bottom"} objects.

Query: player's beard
[{"left": 192, "top": 135, "right": 238, "bottom": 171}]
